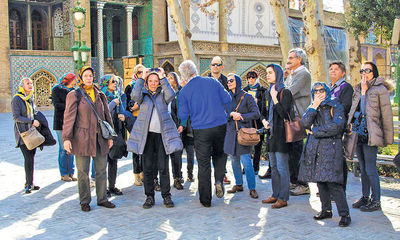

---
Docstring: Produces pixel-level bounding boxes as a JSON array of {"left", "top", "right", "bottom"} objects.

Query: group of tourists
[{"left": 12, "top": 47, "right": 395, "bottom": 228}]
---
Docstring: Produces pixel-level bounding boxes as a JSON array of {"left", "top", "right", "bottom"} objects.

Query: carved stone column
[
  {"left": 27, "top": 4, "right": 32, "bottom": 50},
  {"left": 126, "top": 5, "right": 134, "bottom": 56},
  {"left": 97, "top": 2, "right": 106, "bottom": 77}
]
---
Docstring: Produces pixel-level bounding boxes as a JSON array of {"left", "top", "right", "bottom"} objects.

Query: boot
[
  {"left": 173, "top": 178, "right": 184, "bottom": 190},
  {"left": 139, "top": 172, "right": 144, "bottom": 181},
  {"left": 134, "top": 174, "right": 142, "bottom": 186}
]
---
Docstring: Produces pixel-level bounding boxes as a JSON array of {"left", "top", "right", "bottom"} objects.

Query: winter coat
[
  {"left": 347, "top": 78, "right": 394, "bottom": 147},
  {"left": 127, "top": 78, "right": 183, "bottom": 155},
  {"left": 298, "top": 99, "right": 346, "bottom": 184},
  {"left": 243, "top": 84, "right": 269, "bottom": 128},
  {"left": 209, "top": 72, "right": 229, "bottom": 90},
  {"left": 285, "top": 66, "right": 311, "bottom": 116},
  {"left": 51, "top": 85, "right": 72, "bottom": 130},
  {"left": 62, "top": 86, "right": 114, "bottom": 157},
  {"left": 224, "top": 76, "right": 260, "bottom": 156},
  {"left": 265, "top": 88, "right": 294, "bottom": 153},
  {"left": 11, "top": 95, "right": 35, "bottom": 147}
]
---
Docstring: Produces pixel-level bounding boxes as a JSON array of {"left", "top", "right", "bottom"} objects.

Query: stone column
[
  {"left": 0, "top": 0, "right": 11, "bottom": 112},
  {"left": 48, "top": 5, "right": 53, "bottom": 50},
  {"left": 97, "top": 2, "right": 106, "bottom": 77},
  {"left": 219, "top": 0, "right": 228, "bottom": 52},
  {"left": 126, "top": 5, "right": 134, "bottom": 56},
  {"left": 27, "top": 4, "right": 32, "bottom": 50}
]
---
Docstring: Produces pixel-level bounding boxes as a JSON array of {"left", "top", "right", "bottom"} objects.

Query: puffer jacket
[
  {"left": 347, "top": 78, "right": 394, "bottom": 147},
  {"left": 298, "top": 99, "right": 346, "bottom": 184},
  {"left": 127, "top": 78, "right": 183, "bottom": 155}
]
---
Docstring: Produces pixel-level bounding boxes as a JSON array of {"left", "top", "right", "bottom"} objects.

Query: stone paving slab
[{"left": 0, "top": 111, "right": 399, "bottom": 239}]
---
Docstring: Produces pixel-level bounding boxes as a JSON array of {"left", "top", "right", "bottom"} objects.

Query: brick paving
[{"left": 0, "top": 111, "right": 399, "bottom": 239}]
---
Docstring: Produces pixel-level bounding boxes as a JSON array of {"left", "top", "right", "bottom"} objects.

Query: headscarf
[
  {"left": 229, "top": 74, "right": 243, "bottom": 96},
  {"left": 99, "top": 74, "right": 120, "bottom": 103},
  {"left": 14, "top": 80, "right": 34, "bottom": 119},
  {"left": 60, "top": 73, "right": 76, "bottom": 86},
  {"left": 78, "top": 66, "right": 95, "bottom": 102},
  {"left": 246, "top": 71, "right": 260, "bottom": 90},
  {"left": 266, "top": 64, "right": 285, "bottom": 93},
  {"left": 311, "top": 82, "right": 333, "bottom": 106},
  {"left": 167, "top": 72, "right": 181, "bottom": 92}
]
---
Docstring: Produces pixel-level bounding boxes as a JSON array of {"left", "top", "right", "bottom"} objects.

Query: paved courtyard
[{"left": 0, "top": 111, "right": 399, "bottom": 240}]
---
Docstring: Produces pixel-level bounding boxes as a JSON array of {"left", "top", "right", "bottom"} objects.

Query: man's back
[{"left": 179, "top": 76, "right": 231, "bottom": 130}]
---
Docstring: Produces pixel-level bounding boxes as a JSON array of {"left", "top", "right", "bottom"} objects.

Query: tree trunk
[
  {"left": 301, "top": 0, "right": 328, "bottom": 82},
  {"left": 344, "top": 0, "right": 361, "bottom": 86},
  {"left": 166, "top": 0, "right": 197, "bottom": 65},
  {"left": 269, "top": 0, "right": 293, "bottom": 63}
]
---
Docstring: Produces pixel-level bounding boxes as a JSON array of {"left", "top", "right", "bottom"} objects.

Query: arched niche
[{"left": 30, "top": 68, "right": 58, "bottom": 107}]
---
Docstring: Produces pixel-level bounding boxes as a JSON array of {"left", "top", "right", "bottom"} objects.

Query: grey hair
[
  {"left": 19, "top": 77, "right": 32, "bottom": 87},
  {"left": 178, "top": 60, "right": 198, "bottom": 81},
  {"left": 289, "top": 48, "right": 307, "bottom": 65}
]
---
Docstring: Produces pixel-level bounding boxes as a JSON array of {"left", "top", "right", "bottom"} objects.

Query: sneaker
[
  {"left": 173, "top": 178, "right": 184, "bottom": 190},
  {"left": 154, "top": 180, "right": 161, "bottom": 191},
  {"left": 109, "top": 187, "right": 123, "bottom": 196},
  {"left": 360, "top": 200, "right": 381, "bottom": 212},
  {"left": 143, "top": 196, "right": 155, "bottom": 209},
  {"left": 61, "top": 175, "right": 72, "bottom": 182},
  {"left": 339, "top": 215, "right": 351, "bottom": 227},
  {"left": 290, "top": 183, "right": 297, "bottom": 190},
  {"left": 163, "top": 196, "right": 175, "bottom": 208},
  {"left": 215, "top": 183, "right": 224, "bottom": 198},
  {"left": 313, "top": 210, "right": 333, "bottom": 220},
  {"left": 223, "top": 175, "right": 231, "bottom": 184},
  {"left": 352, "top": 196, "right": 369, "bottom": 209},
  {"left": 290, "top": 185, "right": 310, "bottom": 196}
]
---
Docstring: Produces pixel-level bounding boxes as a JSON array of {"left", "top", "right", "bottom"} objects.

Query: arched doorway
[
  {"left": 30, "top": 69, "right": 57, "bottom": 107},
  {"left": 9, "top": 9, "right": 23, "bottom": 49},
  {"left": 241, "top": 63, "right": 269, "bottom": 88},
  {"left": 32, "top": 10, "right": 45, "bottom": 50},
  {"left": 161, "top": 60, "right": 175, "bottom": 74},
  {"left": 374, "top": 52, "right": 386, "bottom": 78}
]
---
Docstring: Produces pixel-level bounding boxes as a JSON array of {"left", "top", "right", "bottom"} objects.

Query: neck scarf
[
  {"left": 99, "top": 74, "right": 120, "bottom": 103},
  {"left": 78, "top": 66, "right": 96, "bottom": 102},
  {"left": 15, "top": 86, "right": 34, "bottom": 118},
  {"left": 249, "top": 83, "right": 260, "bottom": 90}
]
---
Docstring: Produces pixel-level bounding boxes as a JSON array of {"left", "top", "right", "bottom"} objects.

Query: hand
[
  {"left": 262, "top": 119, "right": 270, "bottom": 129},
  {"left": 108, "top": 139, "right": 113, "bottom": 149},
  {"left": 270, "top": 87, "right": 278, "bottom": 104},
  {"left": 64, "top": 140, "right": 72, "bottom": 154},
  {"left": 118, "top": 114, "right": 125, "bottom": 121},
  {"left": 32, "top": 120, "right": 40, "bottom": 127},
  {"left": 113, "top": 99, "right": 120, "bottom": 105},
  {"left": 254, "top": 98, "right": 258, "bottom": 104},
  {"left": 361, "top": 75, "right": 368, "bottom": 95},
  {"left": 230, "top": 112, "right": 243, "bottom": 121},
  {"left": 130, "top": 103, "right": 139, "bottom": 112},
  {"left": 157, "top": 67, "right": 166, "bottom": 79},
  {"left": 312, "top": 94, "right": 324, "bottom": 109},
  {"left": 142, "top": 68, "right": 150, "bottom": 80},
  {"left": 177, "top": 126, "right": 184, "bottom": 133}
]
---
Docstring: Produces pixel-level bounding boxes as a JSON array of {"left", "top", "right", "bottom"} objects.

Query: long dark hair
[{"left": 363, "top": 61, "right": 379, "bottom": 79}]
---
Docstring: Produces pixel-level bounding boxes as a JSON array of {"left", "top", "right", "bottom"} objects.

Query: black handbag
[
  {"left": 109, "top": 134, "right": 127, "bottom": 159},
  {"left": 78, "top": 88, "right": 117, "bottom": 140},
  {"left": 352, "top": 111, "right": 368, "bottom": 144}
]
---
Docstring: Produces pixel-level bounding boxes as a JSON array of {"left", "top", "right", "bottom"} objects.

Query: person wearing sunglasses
[
  {"left": 298, "top": 82, "right": 351, "bottom": 227},
  {"left": 224, "top": 73, "right": 260, "bottom": 199},
  {"left": 347, "top": 62, "right": 393, "bottom": 212},
  {"left": 127, "top": 67, "right": 183, "bottom": 209}
]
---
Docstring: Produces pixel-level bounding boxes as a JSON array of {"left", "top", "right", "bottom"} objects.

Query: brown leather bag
[
  {"left": 235, "top": 95, "right": 260, "bottom": 146},
  {"left": 281, "top": 91, "right": 307, "bottom": 143}
]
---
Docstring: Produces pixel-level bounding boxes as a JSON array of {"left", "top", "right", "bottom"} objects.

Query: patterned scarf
[
  {"left": 100, "top": 74, "right": 120, "bottom": 103},
  {"left": 15, "top": 86, "right": 34, "bottom": 118}
]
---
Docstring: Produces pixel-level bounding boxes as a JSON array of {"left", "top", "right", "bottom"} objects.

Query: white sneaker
[{"left": 290, "top": 185, "right": 310, "bottom": 196}]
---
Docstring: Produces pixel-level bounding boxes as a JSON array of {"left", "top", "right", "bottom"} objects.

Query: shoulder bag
[
  {"left": 235, "top": 95, "right": 260, "bottom": 146},
  {"left": 78, "top": 88, "right": 117, "bottom": 140},
  {"left": 281, "top": 90, "right": 307, "bottom": 143},
  {"left": 17, "top": 123, "right": 45, "bottom": 150},
  {"left": 343, "top": 123, "right": 358, "bottom": 160}
]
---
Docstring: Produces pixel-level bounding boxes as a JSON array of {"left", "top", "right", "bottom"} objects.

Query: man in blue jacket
[{"left": 178, "top": 60, "right": 232, "bottom": 207}]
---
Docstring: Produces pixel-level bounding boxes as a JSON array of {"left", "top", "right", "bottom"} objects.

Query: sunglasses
[
  {"left": 313, "top": 88, "right": 325, "bottom": 94},
  {"left": 247, "top": 76, "right": 257, "bottom": 79},
  {"left": 360, "top": 68, "right": 372, "bottom": 74},
  {"left": 137, "top": 71, "right": 143, "bottom": 74},
  {"left": 149, "top": 68, "right": 160, "bottom": 72},
  {"left": 227, "top": 79, "right": 235, "bottom": 83},
  {"left": 211, "top": 63, "right": 223, "bottom": 67},
  {"left": 111, "top": 79, "right": 118, "bottom": 84}
]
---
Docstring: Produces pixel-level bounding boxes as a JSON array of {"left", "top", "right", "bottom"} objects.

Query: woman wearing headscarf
[
  {"left": 224, "top": 73, "right": 260, "bottom": 199},
  {"left": 99, "top": 74, "right": 134, "bottom": 196},
  {"left": 348, "top": 62, "right": 393, "bottom": 212},
  {"left": 298, "top": 82, "right": 351, "bottom": 227},
  {"left": 127, "top": 68, "right": 183, "bottom": 209},
  {"left": 261, "top": 64, "right": 294, "bottom": 208},
  {"left": 12, "top": 78, "right": 41, "bottom": 194},
  {"left": 63, "top": 66, "right": 115, "bottom": 212},
  {"left": 51, "top": 73, "right": 77, "bottom": 182}
]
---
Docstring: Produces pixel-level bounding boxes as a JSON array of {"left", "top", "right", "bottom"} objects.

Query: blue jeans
[
  {"left": 55, "top": 130, "right": 75, "bottom": 176},
  {"left": 230, "top": 154, "right": 256, "bottom": 190},
  {"left": 268, "top": 152, "right": 290, "bottom": 201},
  {"left": 356, "top": 144, "right": 380, "bottom": 201}
]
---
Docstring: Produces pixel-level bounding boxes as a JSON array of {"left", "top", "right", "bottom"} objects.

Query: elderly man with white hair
[{"left": 178, "top": 60, "right": 231, "bottom": 207}]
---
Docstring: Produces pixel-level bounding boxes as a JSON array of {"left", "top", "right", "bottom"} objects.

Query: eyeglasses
[
  {"left": 313, "top": 88, "right": 325, "bottom": 94},
  {"left": 211, "top": 63, "right": 223, "bottom": 67},
  {"left": 137, "top": 71, "right": 143, "bottom": 74},
  {"left": 149, "top": 68, "right": 160, "bottom": 72},
  {"left": 227, "top": 79, "right": 235, "bottom": 83},
  {"left": 247, "top": 76, "right": 257, "bottom": 79},
  {"left": 360, "top": 68, "right": 372, "bottom": 74}
]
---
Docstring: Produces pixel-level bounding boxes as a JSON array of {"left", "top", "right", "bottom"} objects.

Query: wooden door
[{"left": 9, "top": 10, "right": 22, "bottom": 49}]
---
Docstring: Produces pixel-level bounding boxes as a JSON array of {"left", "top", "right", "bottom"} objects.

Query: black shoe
[
  {"left": 352, "top": 196, "right": 369, "bottom": 208},
  {"left": 31, "top": 186, "right": 40, "bottom": 191},
  {"left": 97, "top": 201, "right": 115, "bottom": 208},
  {"left": 259, "top": 169, "right": 271, "bottom": 179},
  {"left": 215, "top": 183, "right": 224, "bottom": 198},
  {"left": 154, "top": 180, "right": 161, "bottom": 191},
  {"left": 339, "top": 215, "right": 351, "bottom": 227},
  {"left": 106, "top": 190, "right": 111, "bottom": 198},
  {"left": 313, "top": 210, "right": 333, "bottom": 220},
  {"left": 163, "top": 196, "right": 174, "bottom": 208},
  {"left": 109, "top": 187, "right": 123, "bottom": 196},
  {"left": 143, "top": 196, "right": 155, "bottom": 209},
  {"left": 81, "top": 203, "right": 91, "bottom": 212},
  {"left": 201, "top": 201, "right": 211, "bottom": 207},
  {"left": 173, "top": 178, "right": 184, "bottom": 190},
  {"left": 360, "top": 200, "right": 381, "bottom": 212},
  {"left": 179, "top": 177, "right": 184, "bottom": 184}
]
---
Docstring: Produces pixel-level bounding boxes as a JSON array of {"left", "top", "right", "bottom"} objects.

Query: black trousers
[
  {"left": 170, "top": 150, "right": 183, "bottom": 179},
  {"left": 317, "top": 182, "right": 349, "bottom": 217},
  {"left": 193, "top": 124, "right": 227, "bottom": 205},
  {"left": 132, "top": 152, "right": 142, "bottom": 174},
  {"left": 20, "top": 144, "right": 36, "bottom": 187},
  {"left": 184, "top": 141, "right": 195, "bottom": 178},
  {"left": 142, "top": 132, "right": 170, "bottom": 198},
  {"left": 343, "top": 159, "right": 348, "bottom": 192},
  {"left": 253, "top": 134, "right": 265, "bottom": 173},
  {"left": 288, "top": 140, "right": 307, "bottom": 186},
  {"left": 107, "top": 155, "right": 118, "bottom": 188}
]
